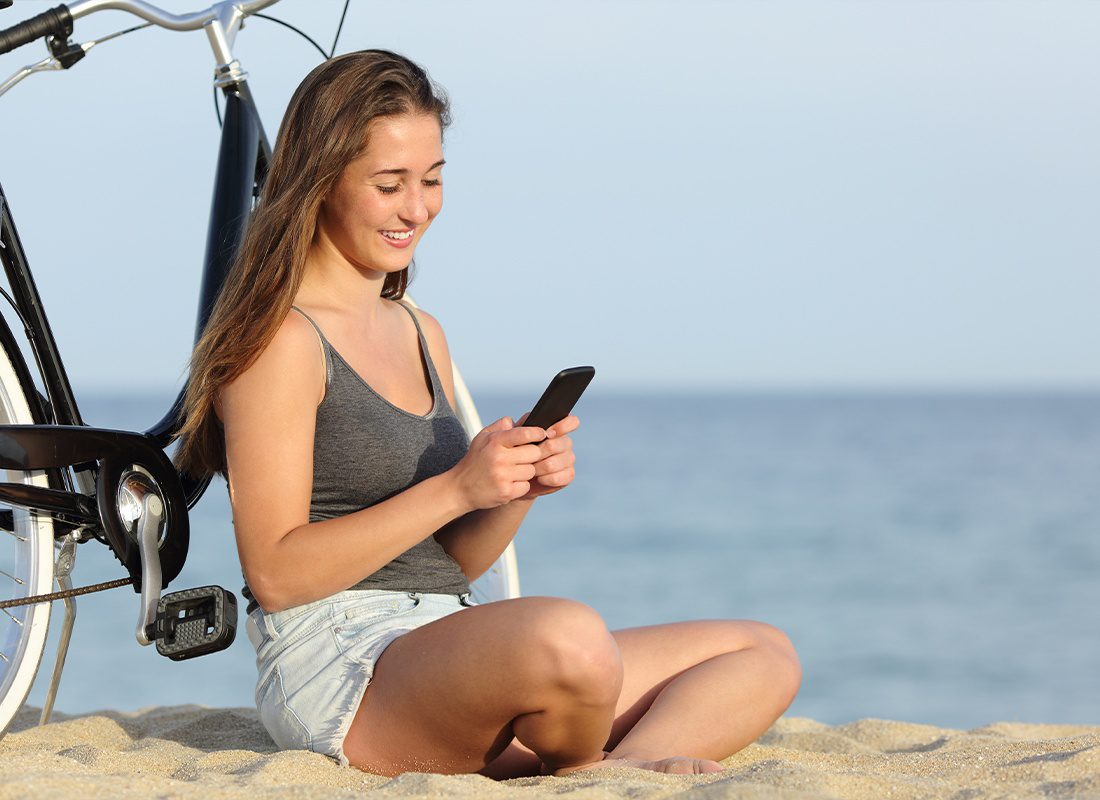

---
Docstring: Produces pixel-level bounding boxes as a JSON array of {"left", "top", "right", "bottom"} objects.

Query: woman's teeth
[{"left": 381, "top": 230, "right": 413, "bottom": 240}]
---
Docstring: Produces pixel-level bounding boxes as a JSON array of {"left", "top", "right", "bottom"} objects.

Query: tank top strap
[
  {"left": 289, "top": 305, "right": 334, "bottom": 389},
  {"left": 394, "top": 301, "right": 445, "bottom": 393}
]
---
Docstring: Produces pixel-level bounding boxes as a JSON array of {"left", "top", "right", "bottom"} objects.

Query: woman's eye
[
  {"left": 423, "top": 178, "right": 442, "bottom": 187},
  {"left": 377, "top": 185, "right": 400, "bottom": 195}
]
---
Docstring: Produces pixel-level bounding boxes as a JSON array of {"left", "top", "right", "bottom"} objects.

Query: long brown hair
[{"left": 174, "top": 49, "right": 451, "bottom": 479}]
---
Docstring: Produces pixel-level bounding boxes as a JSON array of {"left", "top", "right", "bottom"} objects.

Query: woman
[{"left": 175, "top": 49, "right": 801, "bottom": 778}]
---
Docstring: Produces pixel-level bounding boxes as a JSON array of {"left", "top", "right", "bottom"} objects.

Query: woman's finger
[
  {"left": 498, "top": 425, "right": 546, "bottom": 448},
  {"left": 513, "top": 463, "right": 537, "bottom": 482},
  {"left": 548, "top": 415, "right": 580, "bottom": 437},
  {"left": 536, "top": 467, "right": 575, "bottom": 488},
  {"left": 533, "top": 453, "right": 573, "bottom": 476},
  {"left": 533, "top": 434, "right": 572, "bottom": 461},
  {"left": 506, "top": 442, "right": 543, "bottom": 465},
  {"left": 482, "top": 416, "right": 514, "bottom": 435},
  {"left": 550, "top": 434, "right": 573, "bottom": 453}
]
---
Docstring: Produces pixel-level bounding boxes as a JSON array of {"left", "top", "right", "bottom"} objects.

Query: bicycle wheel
[{"left": 0, "top": 340, "right": 55, "bottom": 738}]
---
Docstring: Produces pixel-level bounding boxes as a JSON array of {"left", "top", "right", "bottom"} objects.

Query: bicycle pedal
[{"left": 146, "top": 586, "right": 238, "bottom": 661}]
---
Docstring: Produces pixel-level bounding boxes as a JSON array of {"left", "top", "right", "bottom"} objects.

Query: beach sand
[{"left": 1, "top": 705, "right": 1097, "bottom": 799}]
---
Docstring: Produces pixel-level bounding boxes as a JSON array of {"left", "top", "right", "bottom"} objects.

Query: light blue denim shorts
[{"left": 245, "top": 588, "right": 477, "bottom": 766}]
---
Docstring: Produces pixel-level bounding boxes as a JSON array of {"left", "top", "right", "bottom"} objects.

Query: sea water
[{"left": 25, "top": 390, "right": 1100, "bottom": 729}]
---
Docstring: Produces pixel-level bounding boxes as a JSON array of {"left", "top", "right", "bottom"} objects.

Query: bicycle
[{"left": 0, "top": 0, "right": 520, "bottom": 740}]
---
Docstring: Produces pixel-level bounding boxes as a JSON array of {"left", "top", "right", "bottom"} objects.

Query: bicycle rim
[{"left": 0, "top": 342, "right": 54, "bottom": 738}]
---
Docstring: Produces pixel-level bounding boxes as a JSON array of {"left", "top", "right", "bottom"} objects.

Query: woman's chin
[{"left": 355, "top": 254, "right": 414, "bottom": 276}]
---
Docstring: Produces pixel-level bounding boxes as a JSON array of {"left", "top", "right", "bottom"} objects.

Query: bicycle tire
[{"left": 0, "top": 340, "right": 55, "bottom": 738}]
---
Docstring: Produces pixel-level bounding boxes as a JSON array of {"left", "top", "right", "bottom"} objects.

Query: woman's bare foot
[{"left": 550, "top": 751, "right": 725, "bottom": 776}]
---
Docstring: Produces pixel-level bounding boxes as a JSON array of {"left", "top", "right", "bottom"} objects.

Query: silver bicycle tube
[{"left": 66, "top": 0, "right": 281, "bottom": 33}]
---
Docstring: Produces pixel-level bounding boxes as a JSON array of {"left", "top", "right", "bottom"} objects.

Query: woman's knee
[
  {"left": 748, "top": 621, "right": 802, "bottom": 701},
  {"left": 522, "top": 597, "right": 623, "bottom": 702}
]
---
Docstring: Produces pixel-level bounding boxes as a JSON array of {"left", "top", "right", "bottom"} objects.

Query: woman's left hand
[{"left": 513, "top": 413, "right": 579, "bottom": 501}]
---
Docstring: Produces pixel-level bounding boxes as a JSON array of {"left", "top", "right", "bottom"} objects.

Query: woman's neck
[{"left": 300, "top": 242, "right": 392, "bottom": 320}]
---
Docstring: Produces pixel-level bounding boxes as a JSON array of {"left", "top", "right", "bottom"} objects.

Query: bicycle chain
[{"left": 0, "top": 577, "right": 134, "bottom": 609}]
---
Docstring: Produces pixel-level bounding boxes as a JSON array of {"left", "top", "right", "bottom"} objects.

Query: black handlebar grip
[{"left": 0, "top": 4, "right": 72, "bottom": 56}]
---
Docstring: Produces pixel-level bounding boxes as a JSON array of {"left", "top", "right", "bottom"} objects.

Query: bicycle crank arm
[
  {"left": 132, "top": 492, "right": 237, "bottom": 659},
  {"left": 134, "top": 492, "right": 163, "bottom": 645}
]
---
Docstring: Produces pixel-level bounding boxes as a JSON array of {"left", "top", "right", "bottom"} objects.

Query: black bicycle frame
[
  {"left": 0, "top": 75, "right": 270, "bottom": 586},
  {"left": 147, "top": 80, "right": 271, "bottom": 504}
]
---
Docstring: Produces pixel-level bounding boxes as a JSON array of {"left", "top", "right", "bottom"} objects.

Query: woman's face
[{"left": 317, "top": 112, "right": 444, "bottom": 275}]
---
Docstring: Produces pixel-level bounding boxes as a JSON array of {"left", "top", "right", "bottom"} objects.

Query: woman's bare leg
[
  {"left": 480, "top": 618, "right": 801, "bottom": 778},
  {"left": 342, "top": 597, "right": 799, "bottom": 778},
  {"left": 554, "top": 619, "right": 802, "bottom": 775},
  {"left": 341, "top": 596, "right": 623, "bottom": 775}
]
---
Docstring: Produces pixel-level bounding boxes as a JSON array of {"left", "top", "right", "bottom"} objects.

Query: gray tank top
[{"left": 242, "top": 301, "right": 472, "bottom": 613}]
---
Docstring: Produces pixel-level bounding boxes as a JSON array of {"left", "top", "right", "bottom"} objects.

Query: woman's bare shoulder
[{"left": 219, "top": 309, "right": 326, "bottom": 416}]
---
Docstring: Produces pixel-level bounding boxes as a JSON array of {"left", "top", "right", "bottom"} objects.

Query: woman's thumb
[{"left": 485, "top": 416, "right": 514, "bottom": 433}]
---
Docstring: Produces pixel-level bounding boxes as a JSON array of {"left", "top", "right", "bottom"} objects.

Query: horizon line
[{"left": 72, "top": 383, "right": 1100, "bottom": 398}]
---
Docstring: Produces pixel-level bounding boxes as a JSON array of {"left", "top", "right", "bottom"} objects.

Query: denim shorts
[{"left": 245, "top": 588, "right": 478, "bottom": 766}]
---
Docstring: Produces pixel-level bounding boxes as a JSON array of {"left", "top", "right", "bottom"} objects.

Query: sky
[{"left": 0, "top": 0, "right": 1097, "bottom": 394}]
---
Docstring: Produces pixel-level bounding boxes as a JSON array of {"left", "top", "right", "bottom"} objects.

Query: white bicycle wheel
[{"left": 0, "top": 341, "right": 55, "bottom": 738}]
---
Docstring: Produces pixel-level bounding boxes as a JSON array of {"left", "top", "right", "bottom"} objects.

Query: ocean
[{"left": 24, "top": 390, "right": 1100, "bottom": 730}]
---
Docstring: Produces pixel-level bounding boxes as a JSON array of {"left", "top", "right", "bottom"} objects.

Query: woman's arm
[
  {"left": 435, "top": 483, "right": 536, "bottom": 583},
  {"left": 411, "top": 307, "right": 579, "bottom": 581},
  {"left": 221, "top": 311, "right": 545, "bottom": 613},
  {"left": 433, "top": 413, "right": 577, "bottom": 580}
]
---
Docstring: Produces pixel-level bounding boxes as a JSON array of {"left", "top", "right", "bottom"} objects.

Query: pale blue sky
[{"left": 0, "top": 0, "right": 1096, "bottom": 393}]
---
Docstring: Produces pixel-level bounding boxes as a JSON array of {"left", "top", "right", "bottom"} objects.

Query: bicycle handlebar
[
  {"left": 0, "top": 0, "right": 280, "bottom": 56},
  {"left": 0, "top": 5, "right": 72, "bottom": 56},
  {"left": 68, "top": 0, "right": 279, "bottom": 31}
]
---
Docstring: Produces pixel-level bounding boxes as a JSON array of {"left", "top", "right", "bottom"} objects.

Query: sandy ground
[{"left": 0, "top": 705, "right": 1097, "bottom": 799}]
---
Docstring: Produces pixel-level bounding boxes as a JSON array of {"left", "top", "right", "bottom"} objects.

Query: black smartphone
[{"left": 522, "top": 366, "right": 596, "bottom": 433}]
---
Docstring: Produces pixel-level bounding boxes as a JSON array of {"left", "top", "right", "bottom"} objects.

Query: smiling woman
[{"left": 171, "top": 48, "right": 800, "bottom": 779}]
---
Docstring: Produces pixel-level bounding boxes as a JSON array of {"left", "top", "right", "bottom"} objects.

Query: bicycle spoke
[
  {"left": 0, "top": 570, "right": 22, "bottom": 586},
  {"left": 0, "top": 609, "right": 21, "bottom": 627}
]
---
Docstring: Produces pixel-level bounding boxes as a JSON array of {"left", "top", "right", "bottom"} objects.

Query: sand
[{"left": 0, "top": 706, "right": 1097, "bottom": 799}]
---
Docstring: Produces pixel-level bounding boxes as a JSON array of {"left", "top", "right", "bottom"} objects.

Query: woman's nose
[{"left": 401, "top": 186, "right": 430, "bottom": 225}]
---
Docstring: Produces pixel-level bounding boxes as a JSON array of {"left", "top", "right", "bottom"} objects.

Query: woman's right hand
[{"left": 451, "top": 416, "right": 549, "bottom": 510}]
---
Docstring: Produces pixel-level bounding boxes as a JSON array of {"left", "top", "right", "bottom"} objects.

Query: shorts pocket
[{"left": 331, "top": 593, "right": 420, "bottom": 654}]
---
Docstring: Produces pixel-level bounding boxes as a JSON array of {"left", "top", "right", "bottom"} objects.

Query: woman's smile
[{"left": 380, "top": 228, "right": 416, "bottom": 248}]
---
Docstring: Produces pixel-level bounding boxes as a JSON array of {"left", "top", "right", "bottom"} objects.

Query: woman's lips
[{"left": 379, "top": 229, "right": 415, "bottom": 249}]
